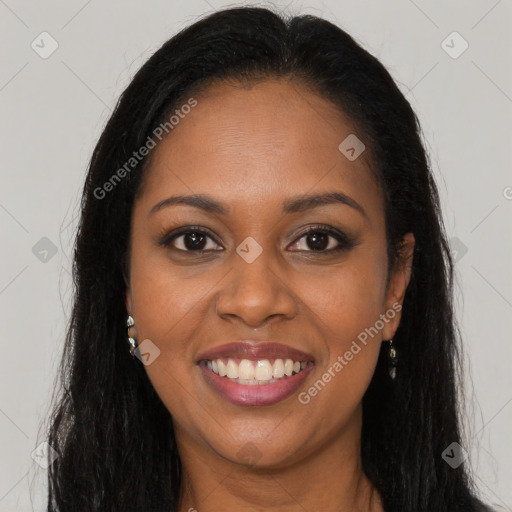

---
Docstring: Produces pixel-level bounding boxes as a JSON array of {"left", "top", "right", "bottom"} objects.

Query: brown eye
[
  {"left": 160, "top": 228, "right": 222, "bottom": 252},
  {"left": 288, "top": 226, "right": 357, "bottom": 253},
  {"left": 304, "top": 231, "right": 331, "bottom": 251}
]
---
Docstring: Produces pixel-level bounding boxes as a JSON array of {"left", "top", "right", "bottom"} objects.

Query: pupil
[
  {"left": 308, "top": 232, "right": 328, "bottom": 251},
  {"left": 185, "top": 232, "right": 205, "bottom": 250}
]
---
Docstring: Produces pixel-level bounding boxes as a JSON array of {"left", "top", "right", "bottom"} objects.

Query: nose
[{"left": 215, "top": 244, "right": 298, "bottom": 328}]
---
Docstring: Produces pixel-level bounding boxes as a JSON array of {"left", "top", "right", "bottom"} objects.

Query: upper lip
[{"left": 197, "top": 341, "right": 315, "bottom": 362}]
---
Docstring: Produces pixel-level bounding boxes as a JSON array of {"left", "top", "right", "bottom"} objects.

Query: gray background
[{"left": 1, "top": 0, "right": 511, "bottom": 510}]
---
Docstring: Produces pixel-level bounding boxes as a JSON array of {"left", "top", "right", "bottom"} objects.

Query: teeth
[
  {"left": 217, "top": 359, "right": 227, "bottom": 377},
  {"left": 273, "top": 359, "right": 285, "bottom": 378},
  {"left": 239, "top": 359, "right": 255, "bottom": 380},
  {"left": 206, "top": 357, "right": 310, "bottom": 383},
  {"left": 226, "top": 359, "right": 239, "bottom": 379},
  {"left": 254, "top": 360, "right": 272, "bottom": 381}
]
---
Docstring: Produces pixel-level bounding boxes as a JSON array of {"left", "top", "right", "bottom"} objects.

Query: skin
[{"left": 125, "top": 78, "right": 415, "bottom": 511}]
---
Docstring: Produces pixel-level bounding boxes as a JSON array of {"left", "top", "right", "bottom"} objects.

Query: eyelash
[{"left": 158, "top": 224, "right": 357, "bottom": 255}]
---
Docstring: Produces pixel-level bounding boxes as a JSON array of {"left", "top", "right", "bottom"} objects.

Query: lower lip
[{"left": 199, "top": 361, "right": 314, "bottom": 407}]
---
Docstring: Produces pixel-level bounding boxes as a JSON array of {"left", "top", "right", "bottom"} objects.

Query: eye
[
  {"left": 159, "top": 227, "right": 222, "bottom": 252},
  {"left": 288, "top": 225, "right": 356, "bottom": 253},
  {"left": 158, "top": 224, "right": 357, "bottom": 255}
]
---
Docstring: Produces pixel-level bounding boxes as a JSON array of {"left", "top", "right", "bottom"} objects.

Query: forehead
[{"left": 137, "top": 79, "right": 382, "bottom": 219}]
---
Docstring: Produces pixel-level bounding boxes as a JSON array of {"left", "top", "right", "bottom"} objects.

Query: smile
[
  {"left": 202, "top": 357, "right": 313, "bottom": 385},
  {"left": 196, "top": 341, "right": 315, "bottom": 406},
  {"left": 199, "top": 360, "right": 314, "bottom": 406}
]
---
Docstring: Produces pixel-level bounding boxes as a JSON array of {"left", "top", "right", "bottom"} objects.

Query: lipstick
[{"left": 197, "top": 341, "right": 315, "bottom": 407}]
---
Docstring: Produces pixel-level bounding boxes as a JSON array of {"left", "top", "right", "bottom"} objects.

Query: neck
[{"left": 175, "top": 407, "right": 383, "bottom": 512}]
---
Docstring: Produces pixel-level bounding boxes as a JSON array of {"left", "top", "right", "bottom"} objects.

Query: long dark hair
[{"left": 46, "top": 6, "right": 487, "bottom": 511}]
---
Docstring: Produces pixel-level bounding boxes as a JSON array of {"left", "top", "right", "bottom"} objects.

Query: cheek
[
  {"left": 128, "top": 244, "right": 226, "bottom": 413},
  {"left": 293, "top": 250, "right": 387, "bottom": 408},
  {"left": 300, "top": 247, "right": 388, "bottom": 346},
  {"left": 129, "top": 232, "right": 221, "bottom": 346}
]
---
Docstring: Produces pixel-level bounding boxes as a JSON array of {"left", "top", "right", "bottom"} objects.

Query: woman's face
[{"left": 126, "top": 79, "right": 414, "bottom": 468}]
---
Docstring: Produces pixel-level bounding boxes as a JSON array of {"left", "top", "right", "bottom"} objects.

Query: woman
[{"left": 46, "top": 6, "right": 493, "bottom": 511}]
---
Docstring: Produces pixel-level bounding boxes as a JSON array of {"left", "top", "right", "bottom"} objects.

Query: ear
[{"left": 381, "top": 232, "right": 415, "bottom": 340}]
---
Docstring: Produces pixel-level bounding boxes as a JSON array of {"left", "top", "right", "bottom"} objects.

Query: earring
[
  {"left": 388, "top": 339, "right": 397, "bottom": 380},
  {"left": 127, "top": 315, "right": 137, "bottom": 357}
]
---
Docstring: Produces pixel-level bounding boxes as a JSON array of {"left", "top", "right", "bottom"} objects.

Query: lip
[
  {"left": 199, "top": 360, "right": 314, "bottom": 407},
  {"left": 196, "top": 341, "right": 314, "bottom": 363},
  {"left": 196, "top": 341, "right": 315, "bottom": 407}
]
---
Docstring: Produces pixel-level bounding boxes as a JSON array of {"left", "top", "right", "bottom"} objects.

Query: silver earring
[
  {"left": 127, "top": 315, "right": 137, "bottom": 357},
  {"left": 388, "top": 339, "right": 397, "bottom": 379}
]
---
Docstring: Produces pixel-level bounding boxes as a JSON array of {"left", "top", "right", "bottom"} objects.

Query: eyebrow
[{"left": 149, "top": 192, "right": 367, "bottom": 219}]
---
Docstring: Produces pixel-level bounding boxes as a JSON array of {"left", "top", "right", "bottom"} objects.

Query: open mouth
[
  {"left": 196, "top": 341, "right": 316, "bottom": 406},
  {"left": 200, "top": 358, "right": 315, "bottom": 385}
]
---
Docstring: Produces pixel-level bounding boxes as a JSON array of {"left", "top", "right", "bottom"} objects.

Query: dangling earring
[
  {"left": 127, "top": 315, "right": 138, "bottom": 357},
  {"left": 388, "top": 339, "right": 397, "bottom": 380}
]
